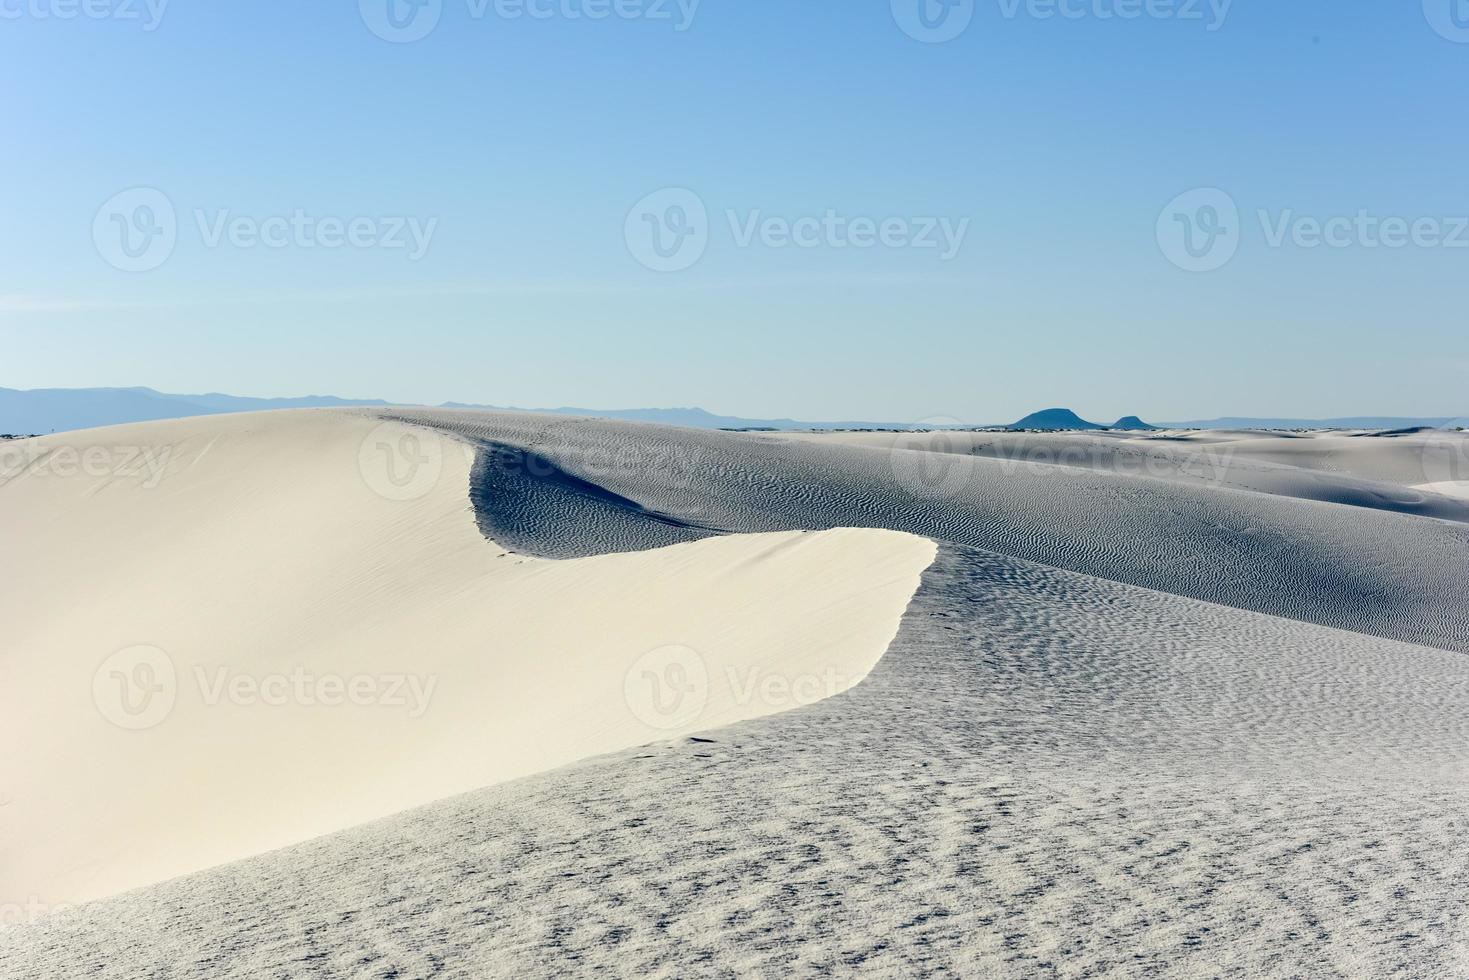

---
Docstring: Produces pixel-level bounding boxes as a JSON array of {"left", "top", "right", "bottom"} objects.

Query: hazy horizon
[{"left": 2, "top": 381, "right": 1464, "bottom": 430}]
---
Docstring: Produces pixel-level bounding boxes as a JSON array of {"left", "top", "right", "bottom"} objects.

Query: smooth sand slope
[
  {"left": 0, "top": 411, "right": 933, "bottom": 907},
  {"left": 3, "top": 410, "right": 1468, "bottom": 977}
]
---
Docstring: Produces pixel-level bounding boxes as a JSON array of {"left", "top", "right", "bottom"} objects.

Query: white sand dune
[
  {"left": 1417, "top": 480, "right": 1469, "bottom": 501},
  {"left": 3, "top": 410, "right": 1468, "bottom": 977},
  {"left": 780, "top": 427, "right": 1469, "bottom": 523},
  {"left": 377, "top": 409, "right": 1469, "bottom": 653},
  {"left": 0, "top": 411, "right": 933, "bottom": 907}
]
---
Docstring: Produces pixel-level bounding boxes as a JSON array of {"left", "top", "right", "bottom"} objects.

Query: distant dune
[
  {"left": 780, "top": 427, "right": 1469, "bottom": 524},
  {"left": 1161, "top": 414, "right": 1464, "bottom": 429}
]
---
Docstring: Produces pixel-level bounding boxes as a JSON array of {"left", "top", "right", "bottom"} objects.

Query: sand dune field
[{"left": 2, "top": 409, "right": 1467, "bottom": 977}]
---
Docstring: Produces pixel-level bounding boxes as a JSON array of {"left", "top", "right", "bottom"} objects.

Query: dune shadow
[{"left": 467, "top": 442, "right": 723, "bottom": 559}]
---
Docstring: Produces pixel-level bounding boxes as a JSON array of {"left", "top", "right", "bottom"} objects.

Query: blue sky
[{"left": 3, "top": 1, "right": 1466, "bottom": 423}]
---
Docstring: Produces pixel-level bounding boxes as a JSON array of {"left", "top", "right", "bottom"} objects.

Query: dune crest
[{"left": 0, "top": 411, "right": 935, "bottom": 907}]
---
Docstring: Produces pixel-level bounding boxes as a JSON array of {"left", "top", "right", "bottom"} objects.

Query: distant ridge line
[{"left": 0, "top": 387, "right": 1461, "bottom": 436}]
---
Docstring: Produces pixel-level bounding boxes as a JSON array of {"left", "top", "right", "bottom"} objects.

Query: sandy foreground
[{"left": 2, "top": 409, "right": 1468, "bottom": 977}]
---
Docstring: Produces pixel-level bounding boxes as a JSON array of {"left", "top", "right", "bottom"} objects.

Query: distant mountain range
[
  {"left": 0, "top": 387, "right": 939, "bottom": 435},
  {"left": 0, "top": 387, "right": 392, "bottom": 434},
  {"left": 1, "top": 387, "right": 1459, "bottom": 436}
]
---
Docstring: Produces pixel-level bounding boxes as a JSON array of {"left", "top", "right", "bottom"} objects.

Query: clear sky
[{"left": 3, "top": 1, "right": 1466, "bottom": 423}]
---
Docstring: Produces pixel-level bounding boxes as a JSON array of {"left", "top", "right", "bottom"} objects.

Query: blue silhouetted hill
[{"left": 1009, "top": 408, "right": 1106, "bottom": 431}]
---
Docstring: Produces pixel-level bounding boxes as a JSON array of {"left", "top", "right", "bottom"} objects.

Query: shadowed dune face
[
  {"left": 382, "top": 409, "right": 1469, "bottom": 654},
  {"left": 467, "top": 443, "right": 715, "bottom": 557}
]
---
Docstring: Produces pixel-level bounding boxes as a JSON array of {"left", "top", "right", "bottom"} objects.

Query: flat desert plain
[{"left": 2, "top": 410, "right": 1468, "bottom": 977}]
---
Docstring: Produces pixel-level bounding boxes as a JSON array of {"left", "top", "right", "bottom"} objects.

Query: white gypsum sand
[
  {"left": 776, "top": 427, "right": 1469, "bottom": 523},
  {"left": 1416, "top": 480, "right": 1469, "bottom": 500},
  {"left": 3, "top": 409, "right": 1468, "bottom": 977},
  {"left": 0, "top": 410, "right": 934, "bottom": 906}
]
